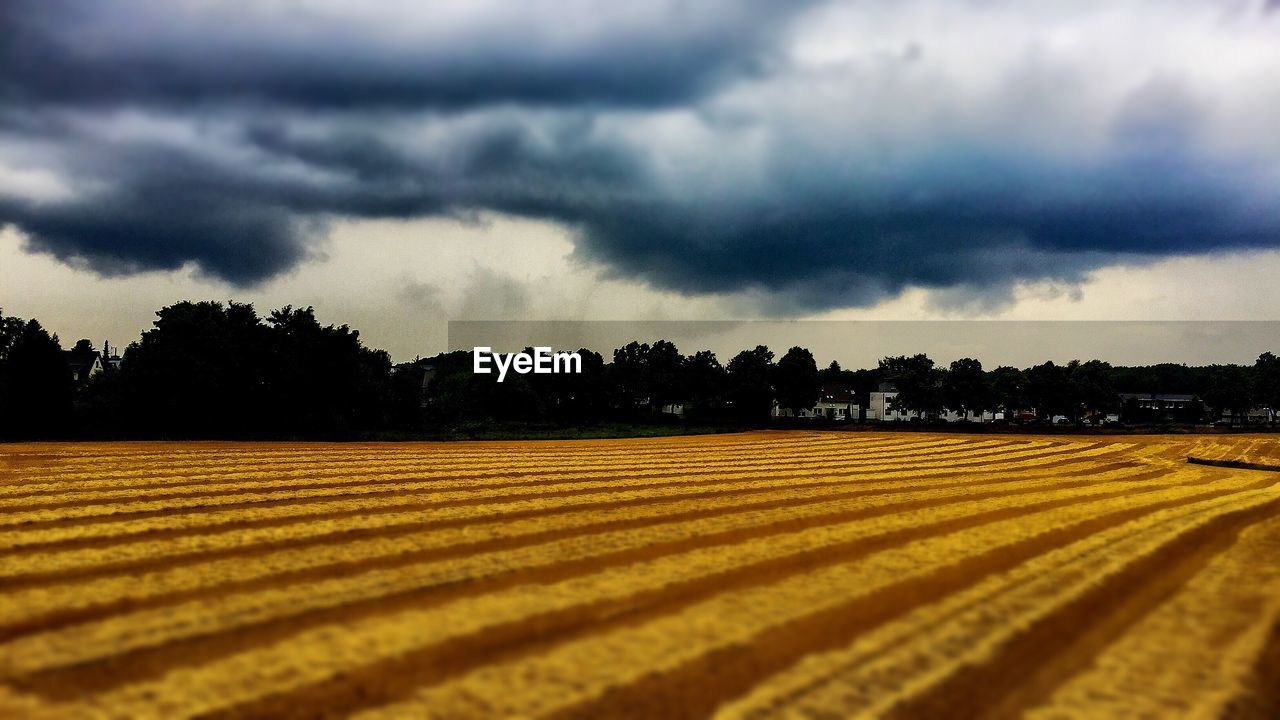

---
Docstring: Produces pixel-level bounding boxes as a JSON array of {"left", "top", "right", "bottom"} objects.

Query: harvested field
[{"left": 1, "top": 431, "right": 1278, "bottom": 719}]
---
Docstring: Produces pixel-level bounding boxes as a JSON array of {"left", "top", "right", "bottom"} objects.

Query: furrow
[
  {"left": 0, "top": 466, "right": 1172, "bottom": 640},
  {"left": 5, "top": 472, "right": 1253, "bottom": 717},
  {"left": 0, "top": 448, "right": 1139, "bottom": 558},
  {"left": 219, "top": 473, "right": 1266, "bottom": 719}
]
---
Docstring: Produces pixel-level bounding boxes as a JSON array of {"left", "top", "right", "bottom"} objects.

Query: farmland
[{"left": 1, "top": 432, "right": 1278, "bottom": 719}]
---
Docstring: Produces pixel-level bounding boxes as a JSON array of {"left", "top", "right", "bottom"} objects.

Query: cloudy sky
[{"left": 2, "top": 0, "right": 1279, "bottom": 361}]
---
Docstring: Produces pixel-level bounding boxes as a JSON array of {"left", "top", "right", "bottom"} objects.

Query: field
[{"left": 1, "top": 432, "right": 1279, "bottom": 719}]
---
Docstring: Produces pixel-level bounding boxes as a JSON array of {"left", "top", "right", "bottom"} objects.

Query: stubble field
[{"left": 1, "top": 431, "right": 1278, "bottom": 719}]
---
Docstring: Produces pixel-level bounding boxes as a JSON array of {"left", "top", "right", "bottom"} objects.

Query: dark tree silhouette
[
  {"left": 880, "top": 354, "right": 943, "bottom": 417},
  {"left": 943, "top": 358, "right": 992, "bottom": 419},
  {"left": 0, "top": 314, "right": 73, "bottom": 437},
  {"left": 645, "top": 340, "right": 685, "bottom": 412},
  {"left": 114, "top": 301, "right": 390, "bottom": 437},
  {"left": 119, "top": 301, "right": 274, "bottom": 436},
  {"left": 684, "top": 350, "right": 726, "bottom": 418},
  {"left": 1068, "top": 359, "right": 1118, "bottom": 419},
  {"left": 389, "top": 358, "right": 433, "bottom": 428},
  {"left": 726, "top": 345, "right": 775, "bottom": 422},
  {"left": 266, "top": 306, "right": 392, "bottom": 433},
  {"left": 1027, "top": 361, "right": 1071, "bottom": 420},
  {"left": 4, "top": 302, "right": 1279, "bottom": 437},
  {"left": 988, "top": 365, "right": 1028, "bottom": 417},
  {"left": 610, "top": 341, "right": 649, "bottom": 412},
  {"left": 1204, "top": 366, "right": 1255, "bottom": 427},
  {"left": 552, "top": 348, "right": 609, "bottom": 421},
  {"left": 775, "top": 346, "right": 820, "bottom": 417},
  {"left": 1255, "top": 352, "right": 1280, "bottom": 425}
]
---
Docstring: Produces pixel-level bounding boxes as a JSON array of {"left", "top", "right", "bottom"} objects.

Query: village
[{"left": 766, "top": 384, "right": 1273, "bottom": 427}]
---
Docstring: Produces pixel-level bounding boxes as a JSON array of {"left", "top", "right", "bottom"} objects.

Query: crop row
[
  {"left": 718, "top": 484, "right": 1280, "bottom": 719},
  {"left": 0, "top": 442, "right": 1137, "bottom": 552},
  {"left": 0, "top": 463, "right": 1181, "bottom": 634},
  {"left": 0, "top": 437, "right": 1038, "bottom": 502},
  {"left": 17, "top": 468, "right": 1265, "bottom": 718},
  {"left": 0, "top": 435, "right": 1022, "bottom": 496}
]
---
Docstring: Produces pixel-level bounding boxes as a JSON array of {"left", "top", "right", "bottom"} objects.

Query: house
[
  {"left": 869, "top": 389, "right": 916, "bottom": 422},
  {"left": 1216, "top": 406, "right": 1274, "bottom": 426},
  {"left": 772, "top": 383, "right": 861, "bottom": 421},
  {"left": 813, "top": 383, "right": 860, "bottom": 421},
  {"left": 869, "top": 383, "right": 1001, "bottom": 423},
  {"left": 771, "top": 403, "right": 824, "bottom": 419},
  {"left": 63, "top": 345, "right": 103, "bottom": 384},
  {"left": 1118, "top": 393, "right": 1198, "bottom": 411},
  {"left": 101, "top": 340, "right": 123, "bottom": 371},
  {"left": 1118, "top": 392, "right": 1203, "bottom": 422}
]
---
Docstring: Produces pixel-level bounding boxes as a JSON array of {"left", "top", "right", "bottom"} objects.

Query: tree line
[{"left": 2, "top": 302, "right": 1278, "bottom": 439}]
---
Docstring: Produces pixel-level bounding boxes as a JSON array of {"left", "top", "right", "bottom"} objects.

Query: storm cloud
[{"left": 2, "top": 0, "right": 1280, "bottom": 307}]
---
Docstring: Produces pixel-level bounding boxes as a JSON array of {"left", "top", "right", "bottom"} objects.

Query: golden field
[{"left": 0, "top": 432, "right": 1278, "bottom": 719}]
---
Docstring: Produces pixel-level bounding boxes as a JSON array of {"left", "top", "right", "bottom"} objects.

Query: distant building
[
  {"left": 63, "top": 345, "right": 103, "bottom": 384},
  {"left": 869, "top": 383, "right": 1001, "bottom": 423},
  {"left": 102, "top": 340, "right": 123, "bottom": 371},
  {"left": 813, "top": 384, "right": 859, "bottom": 421},
  {"left": 868, "top": 390, "right": 914, "bottom": 422},
  {"left": 771, "top": 403, "right": 821, "bottom": 419},
  {"left": 1118, "top": 393, "right": 1199, "bottom": 412},
  {"left": 772, "top": 383, "right": 861, "bottom": 421},
  {"left": 1119, "top": 392, "right": 1203, "bottom": 422},
  {"left": 1216, "top": 406, "right": 1274, "bottom": 426}
]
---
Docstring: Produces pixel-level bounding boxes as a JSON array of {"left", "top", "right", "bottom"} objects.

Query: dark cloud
[
  {"left": 2, "top": 1, "right": 1280, "bottom": 307},
  {"left": 1, "top": 1, "right": 798, "bottom": 110}
]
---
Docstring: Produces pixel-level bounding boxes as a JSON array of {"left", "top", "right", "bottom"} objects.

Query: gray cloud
[
  {"left": 2, "top": 0, "right": 1280, "bottom": 308},
  {"left": 1, "top": 0, "right": 797, "bottom": 110}
]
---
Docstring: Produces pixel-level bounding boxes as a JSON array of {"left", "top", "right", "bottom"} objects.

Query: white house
[
  {"left": 869, "top": 390, "right": 915, "bottom": 422},
  {"left": 869, "top": 390, "right": 999, "bottom": 423},
  {"left": 63, "top": 346, "right": 104, "bottom": 384},
  {"left": 773, "top": 385, "right": 861, "bottom": 421}
]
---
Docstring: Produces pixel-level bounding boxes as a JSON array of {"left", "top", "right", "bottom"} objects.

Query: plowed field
[{"left": 1, "top": 432, "right": 1278, "bottom": 718}]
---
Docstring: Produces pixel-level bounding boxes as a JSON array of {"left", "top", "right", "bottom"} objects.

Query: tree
[
  {"left": 1068, "top": 359, "right": 1117, "bottom": 418},
  {"left": 942, "top": 358, "right": 991, "bottom": 419},
  {"left": 266, "top": 305, "right": 391, "bottom": 433},
  {"left": 388, "top": 358, "right": 431, "bottom": 428},
  {"left": 1026, "top": 361, "right": 1071, "bottom": 420},
  {"left": 774, "top": 346, "right": 820, "bottom": 417},
  {"left": 1255, "top": 352, "right": 1280, "bottom": 425},
  {"left": 555, "top": 348, "right": 609, "bottom": 421},
  {"left": 0, "top": 310, "right": 24, "bottom": 363},
  {"left": 726, "top": 345, "right": 775, "bottom": 422},
  {"left": 607, "top": 340, "right": 687, "bottom": 413},
  {"left": 684, "top": 350, "right": 726, "bottom": 417},
  {"left": 988, "top": 366, "right": 1028, "bottom": 416},
  {"left": 610, "top": 341, "right": 649, "bottom": 412},
  {"left": 1204, "top": 366, "right": 1255, "bottom": 426},
  {"left": 819, "top": 360, "right": 855, "bottom": 387},
  {"left": 0, "top": 316, "right": 73, "bottom": 437},
  {"left": 645, "top": 340, "right": 685, "bottom": 411},
  {"left": 116, "top": 301, "right": 392, "bottom": 437},
  {"left": 879, "top": 354, "right": 943, "bottom": 417},
  {"left": 118, "top": 301, "right": 272, "bottom": 435}
]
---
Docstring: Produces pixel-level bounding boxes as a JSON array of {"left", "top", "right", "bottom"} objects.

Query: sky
[{"left": 2, "top": 0, "right": 1280, "bottom": 362}]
